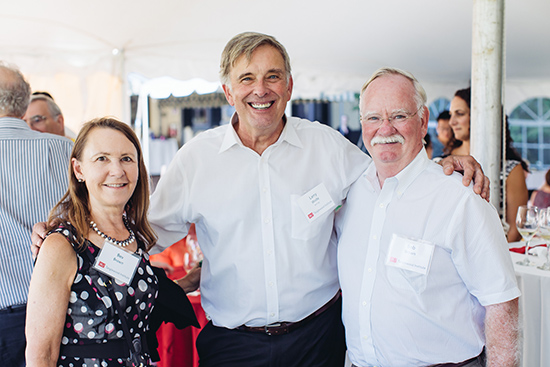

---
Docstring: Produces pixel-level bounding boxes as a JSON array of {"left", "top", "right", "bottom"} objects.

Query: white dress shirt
[
  {"left": 149, "top": 114, "right": 370, "bottom": 328},
  {"left": 335, "top": 149, "right": 520, "bottom": 367}
]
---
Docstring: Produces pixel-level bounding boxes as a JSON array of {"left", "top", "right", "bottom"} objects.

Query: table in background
[
  {"left": 510, "top": 247, "right": 550, "bottom": 367},
  {"left": 154, "top": 268, "right": 208, "bottom": 367}
]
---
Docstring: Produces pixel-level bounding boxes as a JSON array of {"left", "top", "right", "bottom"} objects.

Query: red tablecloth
[{"left": 154, "top": 269, "right": 208, "bottom": 367}]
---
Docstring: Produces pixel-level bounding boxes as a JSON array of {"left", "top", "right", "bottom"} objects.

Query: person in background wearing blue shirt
[{"left": 0, "top": 61, "right": 73, "bottom": 366}]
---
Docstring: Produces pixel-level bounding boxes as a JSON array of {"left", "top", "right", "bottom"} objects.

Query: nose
[
  {"left": 254, "top": 79, "right": 269, "bottom": 97},
  {"left": 109, "top": 161, "right": 125, "bottom": 177},
  {"left": 377, "top": 116, "right": 397, "bottom": 134}
]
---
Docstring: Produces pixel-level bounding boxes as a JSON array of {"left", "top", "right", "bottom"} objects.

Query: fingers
[{"left": 31, "top": 222, "right": 48, "bottom": 260}]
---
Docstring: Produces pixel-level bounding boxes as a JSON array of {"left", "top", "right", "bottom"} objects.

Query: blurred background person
[
  {"left": 435, "top": 110, "right": 462, "bottom": 158},
  {"left": 23, "top": 93, "right": 75, "bottom": 139},
  {"left": 0, "top": 61, "right": 72, "bottom": 367},
  {"left": 450, "top": 87, "right": 529, "bottom": 242},
  {"left": 530, "top": 168, "right": 550, "bottom": 209}
]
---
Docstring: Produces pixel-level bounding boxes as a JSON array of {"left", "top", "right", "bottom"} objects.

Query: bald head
[{"left": 0, "top": 62, "right": 31, "bottom": 118}]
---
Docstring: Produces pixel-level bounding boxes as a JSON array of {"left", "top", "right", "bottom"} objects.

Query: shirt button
[
  {"left": 372, "top": 235, "right": 377, "bottom": 240},
  {"left": 269, "top": 282, "right": 274, "bottom": 287},
  {"left": 379, "top": 203, "right": 385, "bottom": 208},
  {"left": 362, "top": 301, "right": 367, "bottom": 306},
  {"left": 270, "top": 312, "right": 275, "bottom": 317},
  {"left": 263, "top": 187, "right": 268, "bottom": 193},
  {"left": 368, "top": 268, "right": 372, "bottom": 273},
  {"left": 264, "top": 218, "right": 270, "bottom": 224}
]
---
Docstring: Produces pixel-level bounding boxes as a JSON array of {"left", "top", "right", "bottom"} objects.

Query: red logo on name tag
[
  {"left": 98, "top": 261, "right": 106, "bottom": 268},
  {"left": 308, "top": 213, "right": 314, "bottom": 219},
  {"left": 390, "top": 257, "right": 397, "bottom": 263}
]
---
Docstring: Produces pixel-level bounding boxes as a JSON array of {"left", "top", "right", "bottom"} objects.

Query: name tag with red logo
[
  {"left": 92, "top": 241, "right": 141, "bottom": 284},
  {"left": 386, "top": 234, "right": 434, "bottom": 275},
  {"left": 297, "top": 183, "right": 336, "bottom": 223}
]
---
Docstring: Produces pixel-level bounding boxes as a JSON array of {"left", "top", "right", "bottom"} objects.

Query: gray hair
[
  {"left": 29, "top": 94, "right": 62, "bottom": 118},
  {"left": 0, "top": 61, "right": 31, "bottom": 118},
  {"left": 219, "top": 32, "right": 292, "bottom": 86},
  {"left": 361, "top": 67, "right": 427, "bottom": 118}
]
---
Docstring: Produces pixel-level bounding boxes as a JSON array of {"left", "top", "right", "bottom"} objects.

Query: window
[{"left": 509, "top": 97, "right": 550, "bottom": 170}]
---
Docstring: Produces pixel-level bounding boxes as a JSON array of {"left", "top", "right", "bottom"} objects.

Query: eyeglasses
[
  {"left": 26, "top": 115, "right": 48, "bottom": 126},
  {"left": 360, "top": 105, "right": 423, "bottom": 126}
]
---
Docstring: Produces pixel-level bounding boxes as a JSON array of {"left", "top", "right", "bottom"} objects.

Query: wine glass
[
  {"left": 516, "top": 205, "right": 539, "bottom": 266},
  {"left": 537, "top": 207, "right": 550, "bottom": 270}
]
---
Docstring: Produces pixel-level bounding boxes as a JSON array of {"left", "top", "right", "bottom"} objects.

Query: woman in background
[{"left": 450, "top": 87, "right": 529, "bottom": 242}]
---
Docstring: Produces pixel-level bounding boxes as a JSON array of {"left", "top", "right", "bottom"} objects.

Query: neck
[
  {"left": 453, "top": 140, "right": 470, "bottom": 155},
  {"left": 235, "top": 118, "right": 285, "bottom": 155}
]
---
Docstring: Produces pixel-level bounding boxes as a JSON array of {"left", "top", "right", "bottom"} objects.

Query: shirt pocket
[
  {"left": 290, "top": 194, "right": 329, "bottom": 241},
  {"left": 386, "top": 266, "right": 428, "bottom": 294}
]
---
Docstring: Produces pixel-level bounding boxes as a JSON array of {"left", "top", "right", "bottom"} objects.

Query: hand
[
  {"left": 31, "top": 222, "right": 48, "bottom": 260},
  {"left": 440, "top": 155, "right": 490, "bottom": 201},
  {"left": 150, "top": 260, "right": 175, "bottom": 275},
  {"left": 176, "top": 262, "right": 202, "bottom": 294}
]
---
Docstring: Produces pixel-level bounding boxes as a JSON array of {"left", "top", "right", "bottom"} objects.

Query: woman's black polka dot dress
[{"left": 51, "top": 222, "right": 158, "bottom": 367}]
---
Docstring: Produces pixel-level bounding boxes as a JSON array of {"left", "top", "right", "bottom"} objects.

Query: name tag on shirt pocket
[
  {"left": 385, "top": 234, "right": 435, "bottom": 294},
  {"left": 290, "top": 183, "right": 336, "bottom": 241}
]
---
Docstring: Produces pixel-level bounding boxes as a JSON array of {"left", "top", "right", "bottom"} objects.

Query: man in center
[{"left": 335, "top": 67, "right": 520, "bottom": 367}]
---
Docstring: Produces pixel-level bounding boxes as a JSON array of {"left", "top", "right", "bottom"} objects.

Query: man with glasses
[
  {"left": 334, "top": 67, "right": 520, "bottom": 367},
  {"left": 23, "top": 93, "right": 67, "bottom": 137}
]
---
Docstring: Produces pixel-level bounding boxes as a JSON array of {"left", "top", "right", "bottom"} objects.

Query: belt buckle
[{"left": 264, "top": 322, "right": 281, "bottom": 335}]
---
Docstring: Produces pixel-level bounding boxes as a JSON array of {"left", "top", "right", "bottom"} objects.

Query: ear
[
  {"left": 72, "top": 157, "right": 84, "bottom": 181},
  {"left": 286, "top": 76, "right": 294, "bottom": 101},
  {"left": 222, "top": 84, "right": 235, "bottom": 106},
  {"left": 420, "top": 106, "right": 430, "bottom": 136},
  {"left": 57, "top": 114, "right": 65, "bottom": 128}
]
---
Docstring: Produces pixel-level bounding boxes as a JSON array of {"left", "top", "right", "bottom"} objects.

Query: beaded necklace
[{"left": 89, "top": 215, "right": 135, "bottom": 247}]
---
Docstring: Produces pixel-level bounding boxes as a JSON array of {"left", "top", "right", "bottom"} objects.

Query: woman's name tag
[
  {"left": 93, "top": 241, "right": 141, "bottom": 284},
  {"left": 385, "top": 234, "right": 435, "bottom": 275}
]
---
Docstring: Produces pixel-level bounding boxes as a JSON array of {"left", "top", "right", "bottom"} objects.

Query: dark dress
[{"left": 51, "top": 222, "right": 158, "bottom": 367}]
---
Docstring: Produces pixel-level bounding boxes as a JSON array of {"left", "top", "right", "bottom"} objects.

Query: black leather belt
[
  {"left": 236, "top": 292, "right": 340, "bottom": 336},
  {"left": 0, "top": 304, "right": 26, "bottom": 314}
]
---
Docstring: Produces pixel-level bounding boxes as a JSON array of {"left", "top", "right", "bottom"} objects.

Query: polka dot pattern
[{"left": 51, "top": 222, "right": 158, "bottom": 366}]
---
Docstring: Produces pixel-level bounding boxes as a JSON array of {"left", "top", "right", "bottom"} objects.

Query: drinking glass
[
  {"left": 516, "top": 205, "right": 538, "bottom": 266},
  {"left": 537, "top": 208, "right": 550, "bottom": 270}
]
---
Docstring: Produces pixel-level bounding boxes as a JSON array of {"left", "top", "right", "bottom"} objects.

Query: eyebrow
[
  {"left": 237, "top": 68, "right": 285, "bottom": 80},
  {"left": 362, "top": 108, "right": 409, "bottom": 116}
]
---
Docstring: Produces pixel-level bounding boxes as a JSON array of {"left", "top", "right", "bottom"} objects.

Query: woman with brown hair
[
  {"left": 25, "top": 117, "right": 197, "bottom": 366},
  {"left": 450, "top": 87, "right": 529, "bottom": 242}
]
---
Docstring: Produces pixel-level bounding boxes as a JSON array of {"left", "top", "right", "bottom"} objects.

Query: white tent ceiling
[{"left": 1, "top": 0, "right": 549, "bottom": 128}]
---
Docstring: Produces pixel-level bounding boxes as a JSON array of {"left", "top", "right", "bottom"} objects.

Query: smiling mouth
[
  {"left": 104, "top": 183, "right": 127, "bottom": 188},
  {"left": 249, "top": 102, "right": 274, "bottom": 110}
]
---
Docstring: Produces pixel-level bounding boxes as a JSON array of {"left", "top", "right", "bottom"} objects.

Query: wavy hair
[{"left": 219, "top": 32, "right": 292, "bottom": 86}]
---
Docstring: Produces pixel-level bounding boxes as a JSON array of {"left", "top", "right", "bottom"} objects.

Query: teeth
[
  {"left": 106, "top": 184, "right": 125, "bottom": 187},
  {"left": 250, "top": 102, "right": 273, "bottom": 110}
]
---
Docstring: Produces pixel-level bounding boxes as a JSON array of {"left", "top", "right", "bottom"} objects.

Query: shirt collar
[
  {"left": 0, "top": 116, "right": 32, "bottom": 130},
  {"left": 363, "top": 148, "right": 430, "bottom": 197},
  {"left": 218, "top": 113, "right": 302, "bottom": 153}
]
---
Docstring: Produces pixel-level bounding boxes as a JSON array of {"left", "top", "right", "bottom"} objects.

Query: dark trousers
[
  {"left": 0, "top": 306, "right": 26, "bottom": 367},
  {"left": 196, "top": 297, "right": 346, "bottom": 367}
]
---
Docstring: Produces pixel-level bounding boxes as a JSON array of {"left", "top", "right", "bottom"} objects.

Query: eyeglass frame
[
  {"left": 360, "top": 105, "right": 424, "bottom": 126},
  {"left": 26, "top": 115, "right": 48, "bottom": 126}
]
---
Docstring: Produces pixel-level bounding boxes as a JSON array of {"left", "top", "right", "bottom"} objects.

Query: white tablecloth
[{"left": 510, "top": 244, "right": 550, "bottom": 367}]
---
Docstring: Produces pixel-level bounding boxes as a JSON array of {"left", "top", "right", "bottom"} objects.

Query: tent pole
[{"left": 471, "top": 0, "right": 505, "bottom": 210}]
